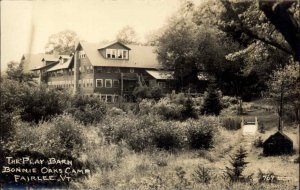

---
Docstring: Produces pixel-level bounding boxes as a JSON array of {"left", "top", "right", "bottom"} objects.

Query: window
[
  {"left": 106, "top": 49, "right": 128, "bottom": 59},
  {"left": 96, "top": 79, "right": 103, "bottom": 88},
  {"left": 130, "top": 68, "right": 134, "bottom": 73},
  {"left": 106, "top": 49, "right": 111, "bottom": 58},
  {"left": 158, "top": 82, "right": 166, "bottom": 88},
  {"left": 111, "top": 50, "right": 116, "bottom": 58},
  {"left": 101, "top": 95, "right": 106, "bottom": 102},
  {"left": 79, "top": 50, "right": 86, "bottom": 59},
  {"left": 123, "top": 50, "right": 128, "bottom": 59},
  {"left": 107, "top": 95, "right": 112, "bottom": 103},
  {"left": 113, "top": 80, "right": 119, "bottom": 88},
  {"left": 105, "top": 79, "right": 112, "bottom": 88},
  {"left": 117, "top": 50, "right": 122, "bottom": 58}
]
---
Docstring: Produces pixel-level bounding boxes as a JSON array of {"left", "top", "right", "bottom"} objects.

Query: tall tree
[
  {"left": 116, "top": 25, "right": 139, "bottom": 44},
  {"left": 268, "top": 61, "right": 300, "bottom": 128},
  {"left": 45, "top": 30, "right": 78, "bottom": 55}
]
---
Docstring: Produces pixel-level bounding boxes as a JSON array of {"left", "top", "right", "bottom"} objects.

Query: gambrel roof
[{"left": 77, "top": 41, "right": 162, "bottom": 69}]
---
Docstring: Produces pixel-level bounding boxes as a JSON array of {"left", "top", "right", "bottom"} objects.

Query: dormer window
[
  {"left": 106, "top": 49, "right": 128, "bottom": 59},
  {"left": 79, "top": 50, "right": 86, "bottom": 59}
]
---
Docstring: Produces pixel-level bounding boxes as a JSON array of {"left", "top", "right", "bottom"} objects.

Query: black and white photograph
[{"left": 0, "top": 0, "right": 299, "bottom": 189}]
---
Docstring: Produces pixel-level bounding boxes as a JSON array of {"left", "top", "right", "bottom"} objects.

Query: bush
[
  {"left": 153, "top": 94, "right": 198, "bottom": 120},
  {"left": 20, "top": 85, "right": 69, "bottom": 123},
  {"left": 193, "top": 165, "right": 212, "bottom": 184},
  {"left": 224, "top": 146, "right": 252, "bottom": 182},
  {"left": 221, "top": 96, "right": 238, "bottom": 108},
  {"left": 154, "top": 97, "right": 184, "bottom": 120},
  {"left": 67, "top": 94, "right": 107, "bottom": 124},
  {"left": 133, "top": 86, "right": 163, "bottom": 101},
  {"left": 7, "top": 114, "right": 86, "bottom": 157},
  {"left": 253, "top": 137, "right": 264, "bottom": 148},
  {"left": 152, "top": 121, "right": 184, "bottom": 150},
  {"left": 102, "top": 114, "right": 185, "bottom": 151},
  {"left": 186, "top": 117, "right": 218, "bottom": 149},
  {"left": 201, "top": 83, "right": 222, "bottom": 115},
  {"left": 221, "top": 117, "right": 241, "bottom": 130}
]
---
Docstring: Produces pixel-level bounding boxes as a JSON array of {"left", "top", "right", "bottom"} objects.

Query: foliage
[
  {"left": 153, "top": 97, "right": 185, "bottom": 120},
  {"left": 20, "top": 85, "right": 69, "bottom": 123},
  {"left": 221, "top": 117, "right": 241, "bottom": 130},
  {"left": 221, "top": 96, "right": 238, "bottom": 108},
  {"left": 253, "top": 136, "right": 264, "bottom": 148},
  {"left": 116, "top": 25, "right": 139, "bottom": 44},
  {"left": 6, "top": 114, "right": 86, "bottom": 157},
  {"left": 192, "top": 165, "right": 212, "bottom": 184},
  {"left": 225, "top": 146, "right": 251, "bottom": 182},
  {"left": 152, "top": 121, "right": 184, "bottom": 150},
  {"left": 151, "top": 93, "right": 198, "bottom": 120},
  {"left": 45, "top": 30, "right": 78, "bottom": 55},
  {"left": 66, "top": 94, "right": 107, "bottom": 125},
  {"left": 174, "top": 167, "right": 191, "bottom": 189},
  {"left": 6, "top": 61, "right": 34, "bottom": 82},
  {"left": 0, "top": 79, "right": 23, "bottom": 141},
  {"left": 133, "top": 85, "right": 163, "bottom": 101},
  {"left": 185, "top": 117, "right": 218, "bottom": 149},
  {"left": 0, "top": 79, "right": 69, "bottom": 124},
  {"left": 201, "top": 82, "right": 223, "bottom": 115},
  {"left": 268, "top": 61, "right": 300, "bottom": 124}
]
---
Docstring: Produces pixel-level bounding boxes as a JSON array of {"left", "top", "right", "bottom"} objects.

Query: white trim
[
  {"left": 105, "top": 79, "right": 112, "bottom": 88},
  {"left": 96, "top": 79, "right": 103, "bottom": 88}
]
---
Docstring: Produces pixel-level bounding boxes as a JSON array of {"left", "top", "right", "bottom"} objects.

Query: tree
[
  {"left": 201, "top": 82, "right": 222, "bottom": 115},
  {"left": 192, "top": 0, "right": 298, "bottom": 99},
  {"left": 225, "top": 146, "right": 250, "bottom": 182},
  {"left": 268, "top": 61, "right": 300, "bottom": 128},
  {"left": 116, "top": 25, "right": 139, "bottom": 44},
  {"left": 45, "top": 30, "right": 78, "bottom": 55},
  {"left": 6, "top": 61, "right": 33, "bottom": 82}
]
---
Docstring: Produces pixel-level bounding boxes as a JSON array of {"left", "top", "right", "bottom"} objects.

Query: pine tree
[
  {"left": 225, "top": 146, "right": 249, "bottom": 182},
  {"left": 201, "top": 82, "right": 222, "bottom": 115}
]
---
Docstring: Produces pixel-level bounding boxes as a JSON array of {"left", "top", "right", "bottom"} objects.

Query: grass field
[{"left": 72, "top": 100, "right": 299, "bottom": 189}]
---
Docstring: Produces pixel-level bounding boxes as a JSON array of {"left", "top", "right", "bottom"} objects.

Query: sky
[{"left": 1, "top": 0, "right": 202, "bottom": 72}]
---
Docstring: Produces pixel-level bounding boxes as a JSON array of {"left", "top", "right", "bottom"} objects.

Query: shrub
[
  {"left": 102, "top": 114, "right": 185, "bottom": 151},
  {"left": 102, "top": 115, "right": 155, "bottom": 151},
  {"left": 193, "top": 165, "right": 212, "bottom": 184},
  {"left": 138, "top": 99, "right": 155, "bottom": 115},
  {"left": 149, "top": 86, "right": 163, "bottom": 101},
  {"left": 253, "top": 137, "right": 264, "bottom": 148},
  {"left": 224, "top": 146, "right": 252, "bottom": 182},
  {"left": 221, "top": 117, "right": 241, "bottom": 130},
  {"left": 221, "top": 96, "right": 238, "bottom": 108},
  {"left": 201, "top": 83, "right": 222, "bottom": 115},
  {"left": 154, "top": 97, "right": 184, "bottom": 120},
  {"left": 152, "top": 121, "right": 184, "bottom": 150},
  {"left": 133, "top": 86, "right": 163, "bottom": 101},
  {"left": 174, "top": 167, "right": 191, "bottom": 189},
  {"left": 133, "top": 86, "right": 150, "bottom": 100},
  {"left": 186, "top": 117, "right": 218, "bottom": 149},
  {"left": 8, "top": 114, "right": 86, "bottom": 157},
  {"left": 20, "top": 85, "right": 69, "bottom": 123},
  {"left": 67, "top": 94, "right": 107, "bottom": 124}
]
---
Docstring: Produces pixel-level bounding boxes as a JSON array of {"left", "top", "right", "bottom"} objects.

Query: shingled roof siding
[{"left": 79, "top": 41, "right": 161, "bottom": 69}]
